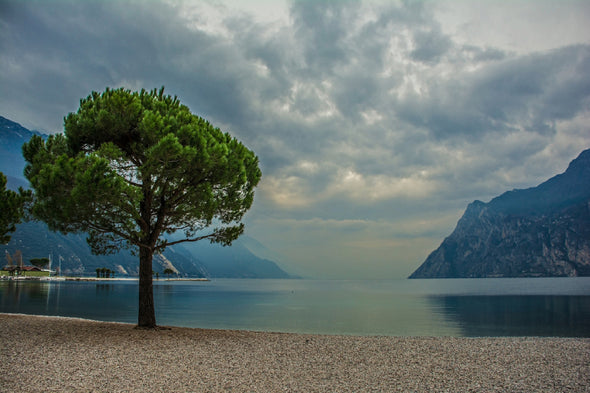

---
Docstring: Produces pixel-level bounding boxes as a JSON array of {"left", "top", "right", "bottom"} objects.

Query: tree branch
[{"left": 154, "top": 233, "right": 218, "bottom": 251}]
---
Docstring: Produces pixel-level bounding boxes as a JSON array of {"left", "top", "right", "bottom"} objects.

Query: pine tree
[{"left": 23, "top": 87, "right": 261, "bottom": 328}]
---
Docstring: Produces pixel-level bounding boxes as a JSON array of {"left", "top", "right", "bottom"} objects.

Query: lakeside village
[
  {"left": 1, "top": 250, "right": 207, "bottom": 282},
  {"left": 1, "top": 250, "right": 58, "bottom": 280}
]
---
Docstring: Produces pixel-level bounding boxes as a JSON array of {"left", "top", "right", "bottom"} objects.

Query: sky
[{"left": 1, "top": 0, "right": 590, "bottom": 279}]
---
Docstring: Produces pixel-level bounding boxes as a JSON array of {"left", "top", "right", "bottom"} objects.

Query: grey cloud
[
  {"left": 290, "top": 1, "right": 354, "bottom": 74},
  {"left": 373, "top": 0, "right": 431, "bottom": 27},
  {"left": 286, "top": 1, "right": 433, "bottom": 121},
  {"left": 461, "top": 45, "right": 507, "bottom": 63},
  {"left": 235, "top": 3, "right": 587, "bottom": 223},
  {"left": 411, "top": 27, "right": 452, "bottom": 63},
  {"left": 536, "top": 46, "right": 590, "bottom": 121},
  {"left": 468, "top": 45, "right": 590, "bottom": 134},
  {"left": 1, "top": 1, "right": 186, "bottom": 129},
  {"left": 396, "top": 45, "right": 590, "bottom": 140},
  {"left": 332, "top": 74, "right": 380, "bottom": 118},
  {"left": 235, "top": 27, "right": 296, "bottom": 102},
  {"left": 0, "top": 0, "right": 269, "bottom": 132}
]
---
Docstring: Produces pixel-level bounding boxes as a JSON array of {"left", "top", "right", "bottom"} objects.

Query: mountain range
[
  {"left": 410, "top": 149, "right": 590, "bottom": 278},
  {"left": 0, "top": 116, "right": 291, "bottom": 278}
]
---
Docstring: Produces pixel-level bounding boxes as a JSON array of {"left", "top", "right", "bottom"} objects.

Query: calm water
[{"left": 1, "top": 278, "right": 589, "bottom": 337}]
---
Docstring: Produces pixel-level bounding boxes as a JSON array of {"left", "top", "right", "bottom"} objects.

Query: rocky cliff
[{"left": 410, "top": 149, "right": 590, "bottom": 278}]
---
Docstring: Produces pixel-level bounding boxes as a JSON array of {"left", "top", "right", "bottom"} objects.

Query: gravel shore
[{"left": 1, "top": 313, "right": 588, "bottom": 392}]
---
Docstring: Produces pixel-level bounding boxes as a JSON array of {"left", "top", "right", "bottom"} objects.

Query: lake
[{"left": 1, "top": 278, "right": 589, "bottom": 337}]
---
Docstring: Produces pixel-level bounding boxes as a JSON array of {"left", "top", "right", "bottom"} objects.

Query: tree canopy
[
  {"left": 30, "top": 258, "right": 50, "bottom": 269},
  {"left": 0, "top": 172, "right": 30, "bottom": 244},
  {"left": 163, "top": 268, "right": 175, "bottom": 278},
  {"left": 23, "top": 87, "right": 261, "bottom": 327}
]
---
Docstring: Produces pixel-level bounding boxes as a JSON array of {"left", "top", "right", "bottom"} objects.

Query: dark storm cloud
[
  {"left": 1, "top": 1, "right": 180, "bottom": 130},
  {"left": 290, "top": 1, "right": 352, "bottom": 73},
  {"left": 470, "top": 46, "right": 590, "bottom": 129},
  {"left": 0, "top": 0, "right": 266, "bottom": 133}
]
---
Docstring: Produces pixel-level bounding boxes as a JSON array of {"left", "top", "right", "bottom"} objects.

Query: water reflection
[
  {"left": 430, "top": 295, "right": 590, "bottom": 337},
  {"left": 0, "top": 281, "right": 138, "bottom": 324},
  {"left": 155, "top": 284, "right": 177, "bottom": 298},
  {"left": 0, "top": 281, "right": 50, "bottom": 305},
  {"left": 1, "top": 279, "right": 589, "bottom": 337},
  {"left": 153, "top": 280, "right": 463, "bottom": 336},
  {"left": 96, "top": 284, "right": 114, "bottom": 292}
]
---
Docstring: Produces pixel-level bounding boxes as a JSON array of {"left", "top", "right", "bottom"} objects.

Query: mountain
[
  {"left": 0, "top": 115, "right": 291, "bottom": 278},
  {"left": 0, "top": 116, "right": 45, "bottom": 189},
  {"left": 410, "top": 149, "right": 590, "bottom": 278},
  {"left": 0, "top": 220, "right": 285, "bottom": 278},
  {"left": 170, "top": 238, "right": 290, "bottom": 278}
]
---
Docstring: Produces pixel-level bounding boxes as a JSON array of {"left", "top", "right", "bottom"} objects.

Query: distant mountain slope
[
  {"left": 0, "top": 220, "right": 208, "bottom": 277},
  {"left": 0, "top": 116, "right": 45, "bottom": 185},
  {"left": 1, "top": 115, "right": 291, "bottom": 278},
  {"left": 171, "top": 239, "right": 291, "bottom": 278},
  {"left": 410, "top": 149, "right": 590, "bottom": 278}
]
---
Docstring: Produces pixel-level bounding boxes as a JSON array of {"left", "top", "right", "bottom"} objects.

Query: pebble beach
[{"left": 1, "top": 313, "right": 588, "bottom": 392}]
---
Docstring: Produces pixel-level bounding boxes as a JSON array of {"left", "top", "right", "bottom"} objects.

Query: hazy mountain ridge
[
  {"left": 410, "top": 149, "right": 590, "bottom": 278},
  {"left": 0, "top": 116, "right": 45, "bottom": 184},
  {"left": 0, "top": 116, "right": 291, "bottom": 278}
]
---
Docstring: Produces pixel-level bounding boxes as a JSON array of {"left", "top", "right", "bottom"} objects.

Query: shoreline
[{"left": 1, "top": 313, "right": 588, "bottom": 392}]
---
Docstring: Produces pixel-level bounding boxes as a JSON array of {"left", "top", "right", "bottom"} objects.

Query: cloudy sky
[{"left": 1, "top": 0, "right": 590, "bottom": 278}]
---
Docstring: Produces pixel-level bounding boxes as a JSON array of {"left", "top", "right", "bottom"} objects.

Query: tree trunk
[{"left": 137, "top": 245, "right": 156, "bottom": 328}]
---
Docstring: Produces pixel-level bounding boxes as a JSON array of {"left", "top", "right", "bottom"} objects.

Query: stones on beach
[{"left": 1, "top": 314, "right": 589, "bottom": 392}]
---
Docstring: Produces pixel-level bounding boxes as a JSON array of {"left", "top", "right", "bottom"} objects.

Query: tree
[
  {"left": 23, "top": 87, "right": 261, "bottom": 328},
  {"left": 163, "top": 268, "right": 175, "bottom": 279},
  {"left": 5, "top": 251, "right": 15, "bottom": 274},
  {"left": 30, "top": 258, "right": 50, "bottom": 269},
  {"left": 0, "top": 172, "right": 30, "bottom": 244},
  {"left": 14, "top": 250, "right": 23, "bottom": 270},
  {"left": 5, "top": 250, "right": 23, "bottom": 275}
]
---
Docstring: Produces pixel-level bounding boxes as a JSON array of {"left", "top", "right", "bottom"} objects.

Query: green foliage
[
  {"left": 0, "top": 270, "right": 50, "bottom": 277},
  {"left": 23, "top": 87, "right": 261, "bottom": 254},
  {"left": 0, "top": 172, "right": 31, "bottom": 244},
  {"left": 22, "top": 86, "right": 261, "bottom": 327},
  {"left": 163, "top": 267, "right": 175, "bottom": 278},
  {"left": 30, "top": 257, "right": 50, "bottom": 268},
  {"left": 95, "top": 267, "right": 115, "bottom": 278}
]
